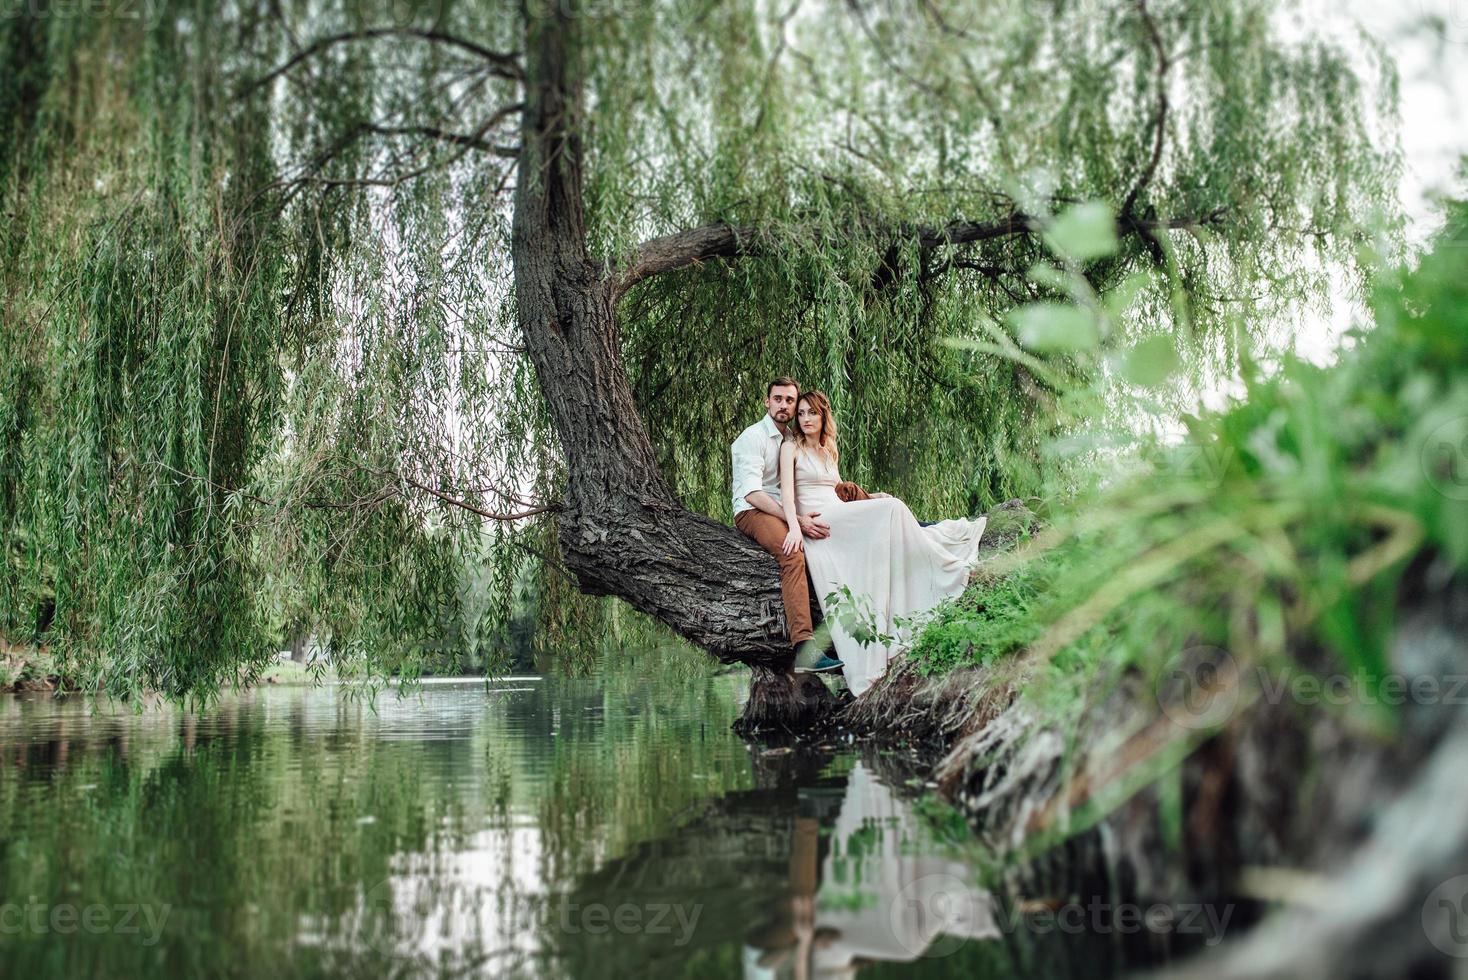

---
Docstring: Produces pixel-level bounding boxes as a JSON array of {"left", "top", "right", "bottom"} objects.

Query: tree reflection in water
[{"left": 3, "top": 678, "right": 1133, "bottom": 979}]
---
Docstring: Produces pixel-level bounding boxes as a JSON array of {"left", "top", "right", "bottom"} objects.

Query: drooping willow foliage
[{"left": 0, "top": 0, "right": 1400, "bottom": 697}]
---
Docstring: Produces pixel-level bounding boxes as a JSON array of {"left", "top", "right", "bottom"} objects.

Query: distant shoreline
[{"left": 1, "top": 643, "right": 539, "bottom": 696}]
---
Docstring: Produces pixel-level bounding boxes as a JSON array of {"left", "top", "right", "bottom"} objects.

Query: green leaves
[
  {"left": 0, "top": 0, "right": 1410, "bottom": 697},
  {"left": 919, "top": 196, "right": 1468, "bottom": 763},
  {"left": 1003, "top": 205, "right": 1140, "bottom": 356},
  {"left": 1105, "top": 271, "right": 1156, "bottom": 321},
  {"left": 1115, "top": 335, "right": 1180, "bottom": 387},
  {"left": 1008, "top": 303, "right": 1100, "bottom": 354},
  {"left": 1042, "top": 202, "right": 1119, "bottom": 264}
]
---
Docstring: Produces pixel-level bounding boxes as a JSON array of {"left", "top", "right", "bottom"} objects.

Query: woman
[{"left": 778, "top": 391, "right": 987, "bottom": 696}]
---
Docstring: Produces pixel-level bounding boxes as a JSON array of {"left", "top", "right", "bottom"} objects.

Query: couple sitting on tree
[{"left": 731, "top": 377, "right": 988, "bottom": 696}]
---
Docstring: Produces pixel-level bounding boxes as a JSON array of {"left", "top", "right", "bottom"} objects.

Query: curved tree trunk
[
  {"left": 506, "top": 9, "right": 1034, "bottom": 736},
  {"left": 510, "top": 5, "right": 798, "bottom": 679}
]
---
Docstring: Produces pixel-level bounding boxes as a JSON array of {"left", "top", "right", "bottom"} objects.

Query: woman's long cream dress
[{"left": 792, "top": 447, "right": 987, "bottom": 696}]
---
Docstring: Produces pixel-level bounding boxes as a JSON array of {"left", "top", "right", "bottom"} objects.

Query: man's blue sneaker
[{"left": 795, "top": 655, "right": 844, "bottom": 674}]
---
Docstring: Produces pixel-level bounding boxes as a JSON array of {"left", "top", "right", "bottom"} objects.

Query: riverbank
[
  {"left": 825, "top": 210, "right": 1468, "bottom": 977},
  {"left": 0, "top": 641, "right": 59, "bottom": 693},
  {"left": 0, "top": 646, "right": 322, "bottom": 694},
  {"left": 0, "top": 644, "right": 386, "bottom": 694},
  {"left": 842, "top": 571, "right": 1468, "bottom": 976}
]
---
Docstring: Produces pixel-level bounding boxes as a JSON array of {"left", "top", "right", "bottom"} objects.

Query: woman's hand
[
  {"left": 781, "top": 527, "right": 804, "bottom": 555},
  {"left": 871, "top": 491, "right": 892, "bottom": 499}
]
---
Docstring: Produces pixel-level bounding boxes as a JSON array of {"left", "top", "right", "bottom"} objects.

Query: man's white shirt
[{"left": 731, "top": 414, "right": 784, "bottom": 516}]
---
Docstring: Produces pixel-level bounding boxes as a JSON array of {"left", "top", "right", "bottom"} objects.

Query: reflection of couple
[
  {"left": 732, "top": 378, "right": 987, "bottom": 696},
  {"left": 743, "top": 761, "right": 998, "bottom": 977}
]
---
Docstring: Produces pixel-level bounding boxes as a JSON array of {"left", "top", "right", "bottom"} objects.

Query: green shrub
[{"left": 908, "top": 195, "right": 1468, "bottom": 727}]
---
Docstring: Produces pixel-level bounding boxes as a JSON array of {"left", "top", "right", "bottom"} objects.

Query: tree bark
[
  {"left": 506, "top": 9, "right": 1034, "bottom": 736},
  {"left": 510, "top": 4, "right": 795, "bottom": 673}
]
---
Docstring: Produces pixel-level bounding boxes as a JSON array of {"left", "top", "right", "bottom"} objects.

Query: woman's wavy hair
[{"left": 789, "top": 390, "right": 839, "bottom": 463}]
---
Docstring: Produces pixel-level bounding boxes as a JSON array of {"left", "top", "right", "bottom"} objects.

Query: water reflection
[
  {"left": 0, "top": 676, "right": 1114, "bottom": 978},
  {"left": 796, "top": 762, "right": 999, "bottom": 973}
]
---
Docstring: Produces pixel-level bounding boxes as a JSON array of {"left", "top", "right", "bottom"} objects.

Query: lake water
[{"left": 0, "top": 671, "right": 1139, "bottom": 978}]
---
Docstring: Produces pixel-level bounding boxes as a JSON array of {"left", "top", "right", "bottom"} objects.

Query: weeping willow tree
[{"left": 0, "top": 0, "right": 1399, "bottom": 705}]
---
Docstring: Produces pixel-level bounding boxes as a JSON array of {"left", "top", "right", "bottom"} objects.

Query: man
[{"left": 732, "top": 377, "right": 844, "bottom": 673}]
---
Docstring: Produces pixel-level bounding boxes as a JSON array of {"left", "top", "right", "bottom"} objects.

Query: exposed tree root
[{"left": 731, "top": 665, "right": 845, "bottom": 737}]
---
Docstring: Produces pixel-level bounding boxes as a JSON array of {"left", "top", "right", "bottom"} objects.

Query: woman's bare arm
[
  {"left": 779, "top": 443, "right": 803, "bottom": 555},
  {"left": 780, "top": 443, "right": 800, "bottom": 528}
]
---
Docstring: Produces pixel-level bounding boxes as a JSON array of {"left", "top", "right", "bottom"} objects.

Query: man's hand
[{"left": 798, "top": 513, "right": 831, "bottom": 539}]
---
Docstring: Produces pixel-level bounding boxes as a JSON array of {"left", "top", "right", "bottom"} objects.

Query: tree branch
[
  {"left": 157, "top": 458, "right": 556, "bottom": 528},
  {"left": 611, "top": 207, "right": 1228, "bottom": 295},
  {"left": 1121, "top": 0, "right": 1172, "bottom": 219},
  {"left": 357, "top": 121, "right": 520, "bottom": 159},
  {"left": 260, "top": 102, "right": 522, "bottom": 209},
  {"left": 399, "top": 474, "right": 559, "bottom": 522},
  {"left": 612, "top": 213, "right": 1035, "bottom": 296},
  {"left": 239, "top": 27, "right": 522, "bottom": 99},
  {"left": 613, "top": 224, "right": 761, "bottom": 294}
]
